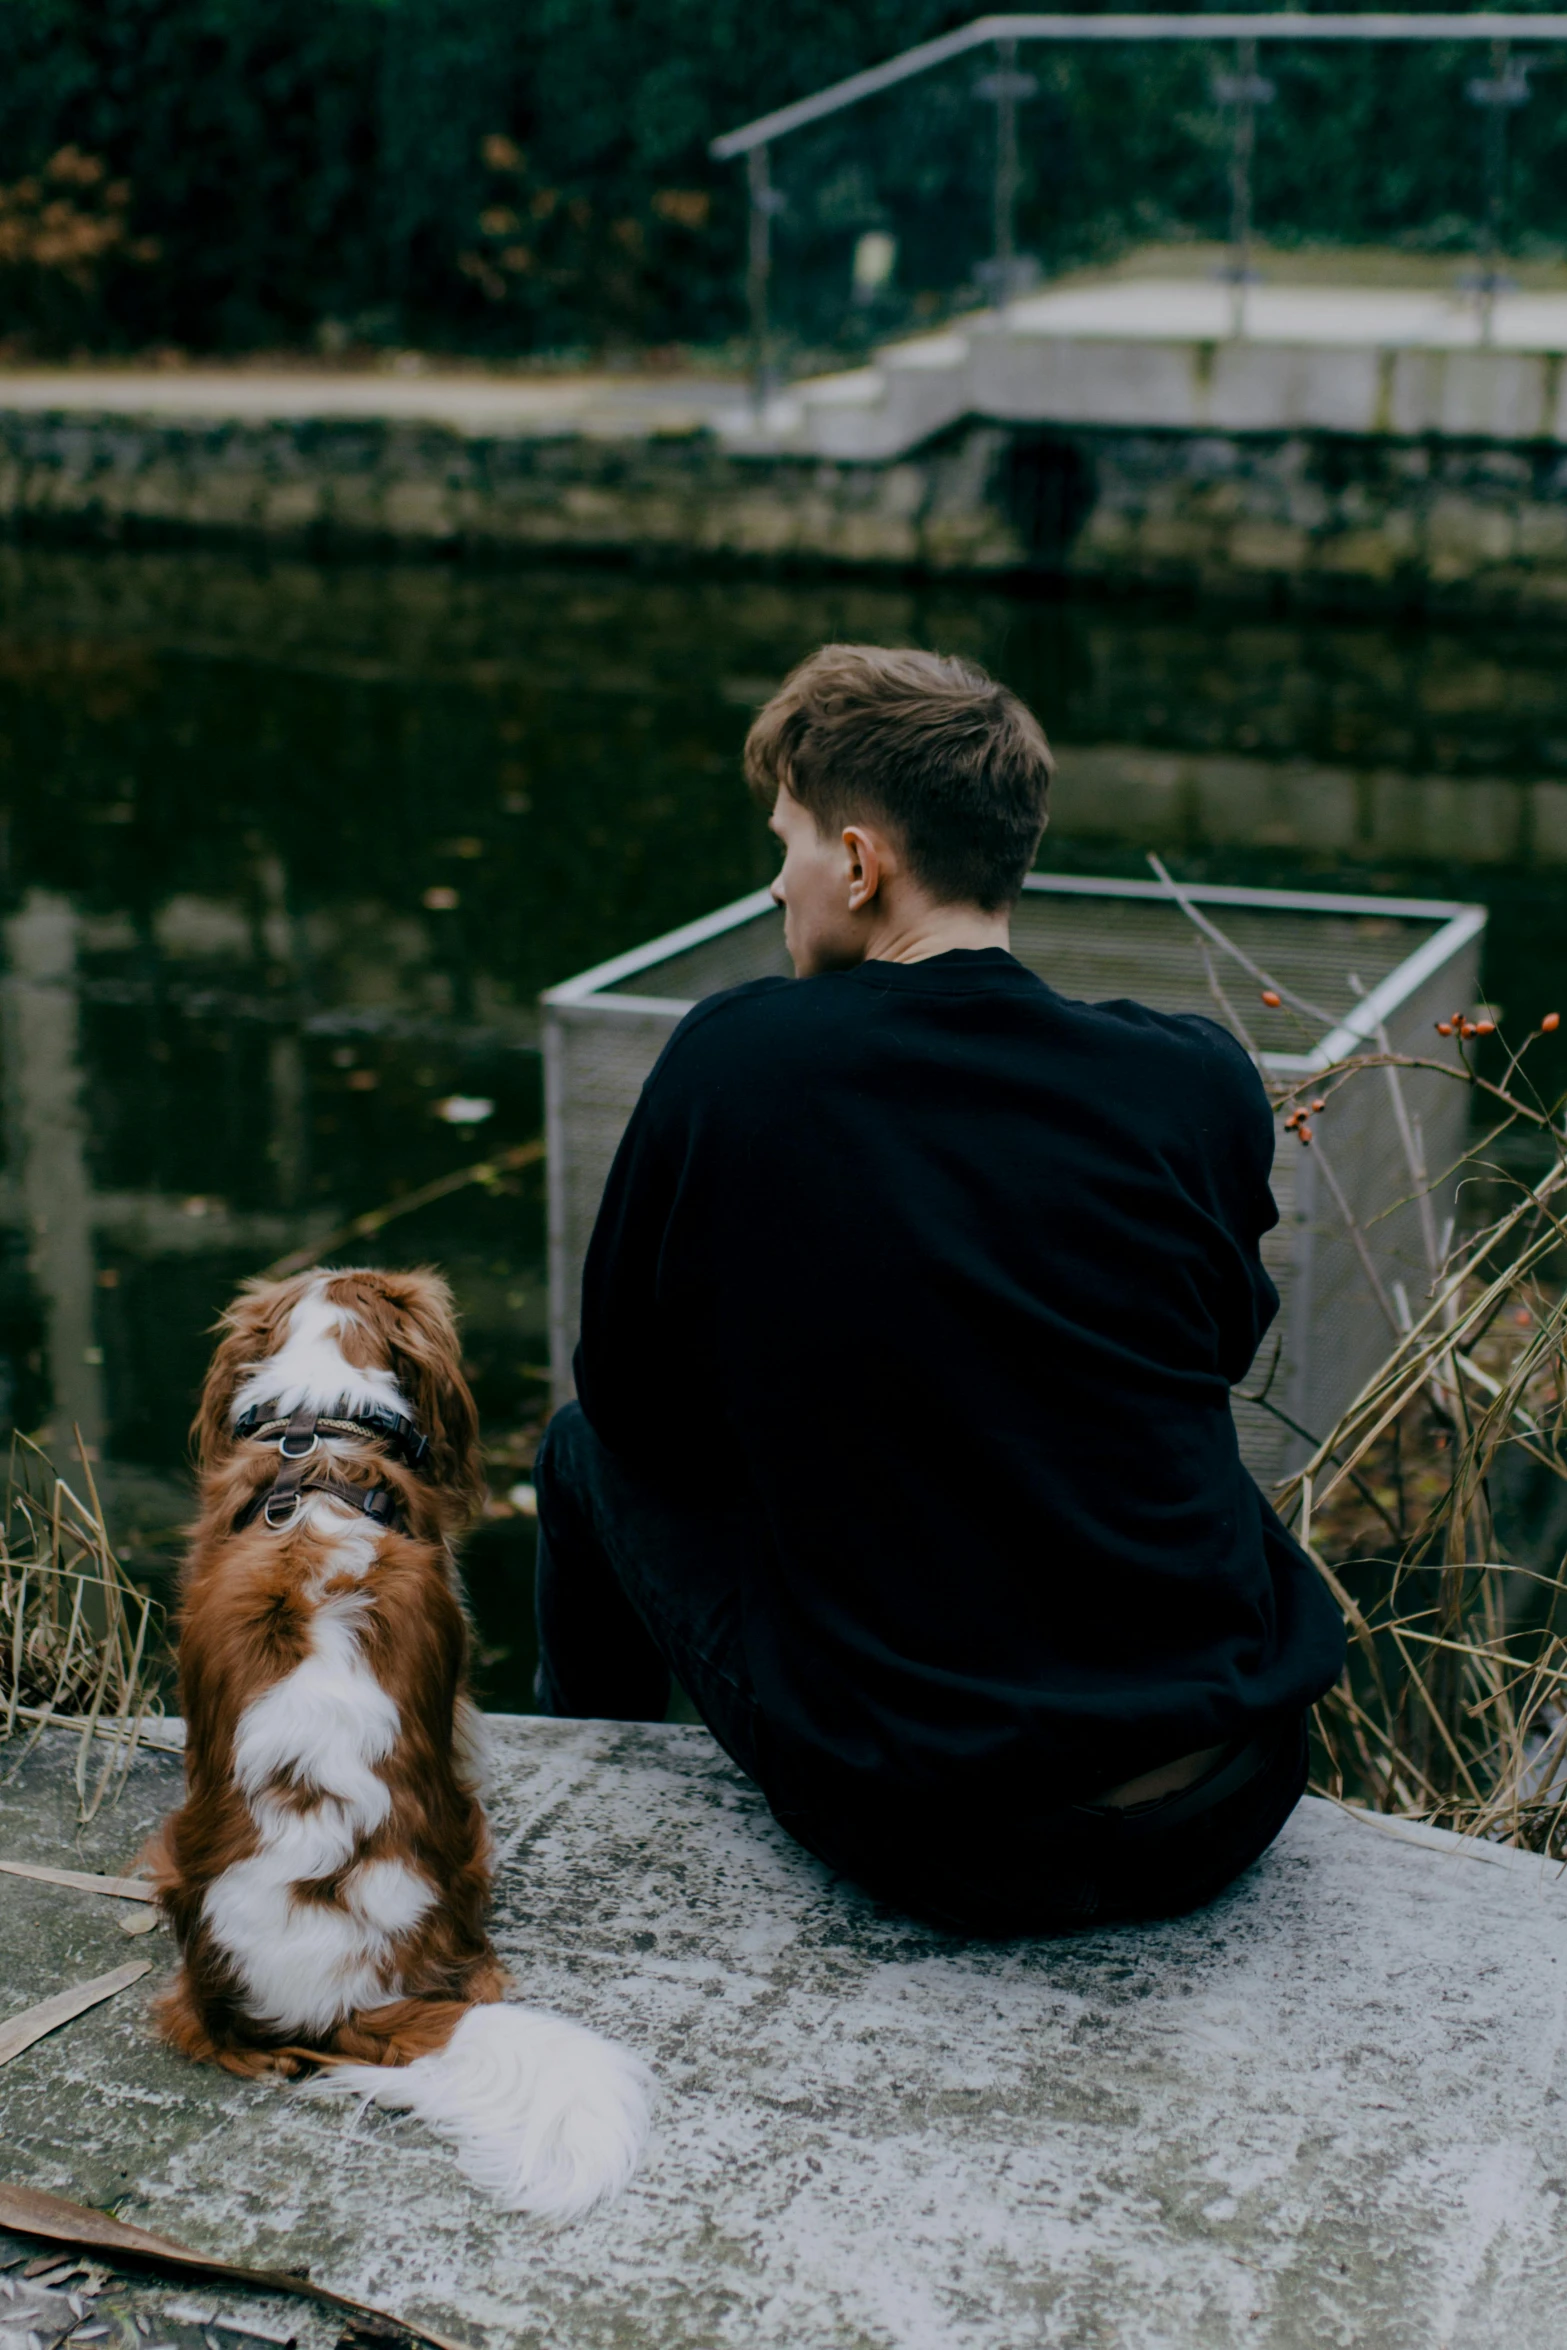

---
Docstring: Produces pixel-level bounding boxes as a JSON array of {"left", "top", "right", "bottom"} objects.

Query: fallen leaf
[
  {"left": 0, "top": 2186, "right": 474, "bottom": 2350},
  {"left": 0, "top": 1962, "right": 153, "bottom": 2067},
  {"left": 0, "top": 1860, "right": 157, "bottom": 1903}
]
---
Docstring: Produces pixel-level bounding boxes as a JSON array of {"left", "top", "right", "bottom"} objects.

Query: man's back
[{"left": 576, "top": 946, "right": 1345, "bottom": 1820}]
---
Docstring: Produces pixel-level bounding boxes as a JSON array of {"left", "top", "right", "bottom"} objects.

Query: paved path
[
  {"left": 0, "top": 367, "right": 744, "bottom": 437},
  {"left": 2, "top": 1716, "right": 1563, "bottom": 2349}
]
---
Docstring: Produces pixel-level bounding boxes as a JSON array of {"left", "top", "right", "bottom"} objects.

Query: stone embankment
[{"left": 5, "top": 274, "right": 1567, "bottom": 614}]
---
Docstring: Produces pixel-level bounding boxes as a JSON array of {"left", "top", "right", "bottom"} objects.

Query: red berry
[
  {"left": 1544, "top": 1012, "right": 1561, "bottom": 1032},
  {"left": 1435, "top": 1021, "right": 1453, "bottom": 1036},
  {"left": 1473, "top": 1019, "right": 1496, "bottom": 1036},
  {"left": 1298, "top": 1123, "right": 1313, "bottom": 1144},
  {"left": 1260, "top": 990, "right": 1281, "bottom": 1008},
  {"left": 1310, "top": 1098, "right": 1325, "bottom": 1112}
]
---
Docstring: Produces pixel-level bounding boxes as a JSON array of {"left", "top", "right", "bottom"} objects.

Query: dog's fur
[{"left": 149, "top": 1266, "right": 649, "bottom": 2219}]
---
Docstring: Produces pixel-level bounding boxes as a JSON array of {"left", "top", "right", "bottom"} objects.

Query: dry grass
[
  {"left": 1156, "top": 856, "right": 1567, "bottom": 1855},
  {"left": 1286, "top": 1182, "right": 1567, "bottom": 1854},
  {"left": 0, "top": 1430, "right": 165, "bottom": 1819}
]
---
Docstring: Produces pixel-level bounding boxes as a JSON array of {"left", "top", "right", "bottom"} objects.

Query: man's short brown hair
[{"left": 744, "top": 644, "right": 1053, "bottom": 913}]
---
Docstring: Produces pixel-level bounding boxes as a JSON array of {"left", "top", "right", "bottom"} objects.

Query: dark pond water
[{"left": 5, "top": 545, "right": 1566, "bottom": 1705}]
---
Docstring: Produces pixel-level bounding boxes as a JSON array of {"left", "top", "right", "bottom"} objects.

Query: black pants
[{"left": 533, "top": 1402, "right": 1309, "bottom": 1936}]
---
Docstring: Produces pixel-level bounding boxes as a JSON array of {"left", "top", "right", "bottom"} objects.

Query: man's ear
[{"left": 842, "top": 824, "right": 884, "bottom": 913}]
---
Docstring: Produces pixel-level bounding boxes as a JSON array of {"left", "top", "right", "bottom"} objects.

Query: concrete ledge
[
  {"left": 1, "top": 1717, "right": 1563, "bottom": 2348},
  {"left": 847, "top": 329, "right": 1567, "bottom": 449},
  {"left": 742, "top": 282, "right": 1567, "bottom": 461}
]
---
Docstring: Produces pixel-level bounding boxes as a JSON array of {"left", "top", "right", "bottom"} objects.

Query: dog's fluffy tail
[{"left": 300, "top": 1999, "right": 652, "bottom": 2220}]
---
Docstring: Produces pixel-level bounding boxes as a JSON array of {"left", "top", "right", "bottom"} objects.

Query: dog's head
[{"left": 195, "top": 1265, "right": 484, "bottom": 1514}]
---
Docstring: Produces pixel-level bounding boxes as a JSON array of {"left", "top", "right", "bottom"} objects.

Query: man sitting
[{"left": 534, "top": 644, "right": 1345, "bottom": 1934}]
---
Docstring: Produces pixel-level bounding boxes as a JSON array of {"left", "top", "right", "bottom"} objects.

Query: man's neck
[{"left": 862, "top": 900, "right": 1012, "bottom": 967}]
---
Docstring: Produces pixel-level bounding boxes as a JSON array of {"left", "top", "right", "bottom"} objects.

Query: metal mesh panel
[
  {"left": 1006, "top": 893, "right": 1437, "bottom": 1039},
  {"left": 546, "top": 885, "right": 1481, "bottom": 1502},
  {"left": 1282, "top": 940, "right": 1479, "bottom": 1472},
  {"left": 603, "top": 915, "right": 793, "bottom": 1002},
  {"left": 1230, "top": 1153, "right": 1299, "bottom": 1491},
  {"left": 545, "top": 1002, "right": 681, "bottom": 1387}
]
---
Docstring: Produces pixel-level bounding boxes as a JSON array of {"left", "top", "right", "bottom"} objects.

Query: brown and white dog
[{"left": 150, "top": 1265, "right": 649, "bottom": 2219}]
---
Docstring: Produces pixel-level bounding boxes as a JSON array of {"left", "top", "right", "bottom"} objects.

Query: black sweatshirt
[{"left": 575, "top": 948, "right": 1345, "bottom": 1822}]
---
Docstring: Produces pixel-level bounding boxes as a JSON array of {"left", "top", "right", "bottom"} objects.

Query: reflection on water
[{"left": 4, "top": 547, "right": 1565, "bottom": 1706}]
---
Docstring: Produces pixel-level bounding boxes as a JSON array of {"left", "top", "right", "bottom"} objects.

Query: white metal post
[
  {"left": 747, "top": 142, "right": 776, "bottom": 412},
  {"left": 1213, "top": 38, "right": 1274, "bottom": 339}
]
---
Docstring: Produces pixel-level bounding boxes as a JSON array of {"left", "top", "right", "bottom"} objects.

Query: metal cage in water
[{"left": 543, "top": 876, "right": 1486, "bottom": 1489}]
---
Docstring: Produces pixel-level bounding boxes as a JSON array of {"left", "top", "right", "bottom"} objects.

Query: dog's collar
[
  {"left": 233, "top": 1470, "right": 405, "bottom": 1536},
  {"left": 233, "top": 1397, "right": 430, "bottom": 1471},
  {"left": 232, "top": 1400, "right": 427, "bottom": 1536}
]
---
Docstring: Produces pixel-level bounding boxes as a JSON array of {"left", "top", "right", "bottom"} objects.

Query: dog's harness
[{"left": 232, "top": 1399, "right": 431, "bottom": 1533}]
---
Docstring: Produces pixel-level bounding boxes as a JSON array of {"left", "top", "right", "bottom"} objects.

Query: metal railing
[{"left": 711, "top": 13, "right": 1567, "bottom": 389}]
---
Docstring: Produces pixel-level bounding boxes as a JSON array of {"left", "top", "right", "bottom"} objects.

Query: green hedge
[{"left": 1, "top": 1, "right": 1564, "bottom": 356}]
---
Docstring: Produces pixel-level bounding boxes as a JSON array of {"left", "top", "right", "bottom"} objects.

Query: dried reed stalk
[
  {"left": 0, "top": 1429, "right": 165, "bottom": 1819},
  {"left": 1150, "top": 856, "right": 1567, "bottom": 1854},
  {"left": 1284, "top": 1212, "right": 1567, "bottom": 1852}
]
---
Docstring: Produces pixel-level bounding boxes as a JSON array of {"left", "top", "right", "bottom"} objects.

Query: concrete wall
[
  {"left": 970, "top": 329, "right": 1567, "bottom": 444},
  {"left": 4, "top": 404, "right": 1567, "bottom": 613}
]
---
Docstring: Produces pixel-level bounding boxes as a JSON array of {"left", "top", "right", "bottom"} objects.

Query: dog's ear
[
  {"left": 191, "top": 1275, "right": 309, "bottom": 1472},
  {"left": 325, "top": 1267, "right": 484, "bottom": 1515}
]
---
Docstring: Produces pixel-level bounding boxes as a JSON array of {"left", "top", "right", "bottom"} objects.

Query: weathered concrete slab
[{"left": 1, "top": 1716, "right": 1564, "bottom": 2350}]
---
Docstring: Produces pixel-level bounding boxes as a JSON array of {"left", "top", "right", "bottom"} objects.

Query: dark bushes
[{"left": 1, "top": 1, "right": 1563, "bottom": 358}]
